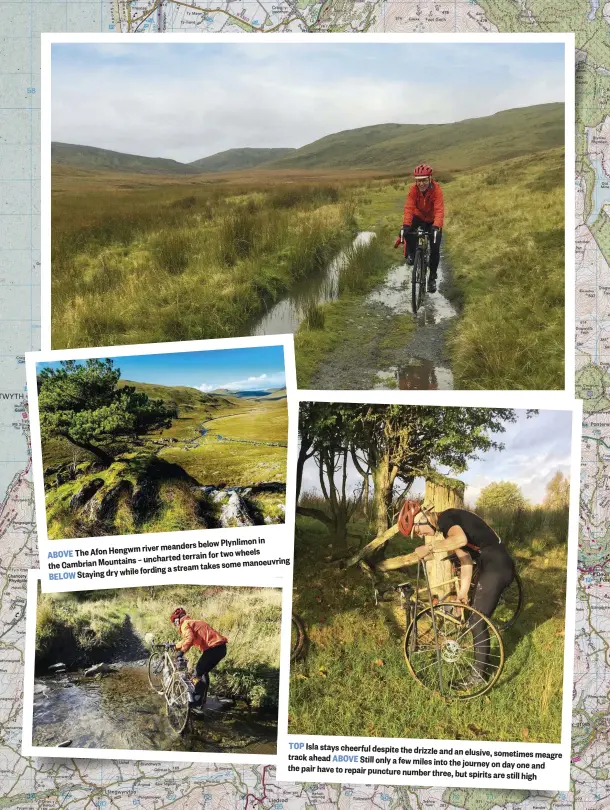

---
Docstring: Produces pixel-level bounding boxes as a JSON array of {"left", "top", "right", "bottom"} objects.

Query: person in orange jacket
[
  {"left": 170, "top": 607, "right": 228, "bottom": 711},
  {"left": 400, "top": 163, "right": 445, "bottom": 293}
]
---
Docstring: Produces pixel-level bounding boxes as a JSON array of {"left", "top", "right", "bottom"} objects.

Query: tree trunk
[
  {"left": 372, "top": 455, "right": 393, "bottom": 536},
  {"left": 61, "top": 434, "right": 113, "bottom": 467},
  {"left": 295, "top": 438, "right": 313, "bottom": 503},
  {"left": 424, "top": 478, "right": 465, "bottom": 598}
]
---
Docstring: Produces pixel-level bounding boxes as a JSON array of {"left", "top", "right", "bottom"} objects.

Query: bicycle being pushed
[{"left": 147, "top": 642, "right": 202, "bottom": 735}]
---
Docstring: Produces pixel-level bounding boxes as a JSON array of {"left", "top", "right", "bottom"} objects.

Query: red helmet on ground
[
  {"left": 413, "top": 164, "right": 433, "bottom": 178},
  {"left": 398, "top": 499, "right": 422, "bottom": 536},
  {"left": 170, "top": 607, "right": 187, "bottom": 625}
]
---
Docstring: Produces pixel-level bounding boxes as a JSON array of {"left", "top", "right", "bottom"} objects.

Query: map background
[{"left": 0, "top": 2, "right": 607, "bottom": 808}]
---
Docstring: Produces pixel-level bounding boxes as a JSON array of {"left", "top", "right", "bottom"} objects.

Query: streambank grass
[
  {"left": 289, "top": 517, "right": 566, "bottom": 743},
  {"left": 37, "top": 585, "right": 282, "bottom": 704},
  {"left": 51, "top": 175, "right": 358, "bottom": 349},
  {"left": 442, "top": 147, "right": 565, "bottom": 389}
]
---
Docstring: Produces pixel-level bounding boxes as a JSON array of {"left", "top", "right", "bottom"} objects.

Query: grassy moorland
[
  {"left": 289, "top": 504, "right": 568, "bottom": 743},
  {"left": 51, "top": 169, "right": 383, "bottom": 350},
  {"left": 37, "top": 585, "right": 281, "bottom": 706},
  {"left": 51, "top": 107, "right": 564, "bottom": 389},
  {"left": 442, "top": 147, "right": 564, "bottom": 389},
  {"left": 43, "top": 381, "right": 288, "bottom": 539}
]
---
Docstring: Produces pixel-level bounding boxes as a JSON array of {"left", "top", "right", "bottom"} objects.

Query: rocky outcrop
[{"left": 69, "top": 478, "right": 104, "bottom": 511}]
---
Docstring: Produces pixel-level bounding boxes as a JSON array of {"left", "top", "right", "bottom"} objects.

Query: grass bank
[
  {"left": 442, "top": 147, "right": 564, "bottom": 389},
  {"left": 51, "top": 179, "right": 358, "bottom": 349},
  {"left": 289, "top": 512, "right": 567, "bottom": 743},
  {"left": 37, "top": 585, "right": 282, "bottom": 707}
]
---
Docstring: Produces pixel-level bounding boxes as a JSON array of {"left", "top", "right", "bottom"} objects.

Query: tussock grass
[
  {"left": 338, "top": 236, "right": 383, "bottom": 295},
  {"left": 290, "top": 506, "right": 567, "bottom": 743},
  {"left": 443, "top": 147, "right": 564, "bottom": 389},
  {"left": 51, "top": 177, "right": 354, "bottom": 349}
]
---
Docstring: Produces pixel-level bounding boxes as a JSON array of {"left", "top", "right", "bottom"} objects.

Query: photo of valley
[
  {"left": 34, "top": 346, "right": 288, "bottom": 540},
  {"left": 49, "top": 42, "right": 566, "bottom": 391}
]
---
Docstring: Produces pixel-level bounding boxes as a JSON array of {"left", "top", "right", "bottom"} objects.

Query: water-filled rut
[
  {"left": 250, "top": 231, "right": 376, "bottom": 335},
  {"left": 33, "top": 666, "right": 277, "bottom": 755}
]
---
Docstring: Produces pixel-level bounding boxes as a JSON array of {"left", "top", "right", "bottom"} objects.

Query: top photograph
[{"left": 44, "top": 37, "right": 569, "bottom": 391}]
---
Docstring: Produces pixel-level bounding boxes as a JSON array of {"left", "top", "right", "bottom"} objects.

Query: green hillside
[
  {"left": 51, "top": 142, "right": 198, "bottom": 175},
  {"left": 51, "top": 103, "right": 563, "bottom": 178},
  {"left": 41, "top": 378, "right": 288, "bottom": 539},
  {"left": 263, "top": 103, "right": 564, "bottom": 173},
  {"left": 188, "top": 147, "right": 295, "bottom": 172}
]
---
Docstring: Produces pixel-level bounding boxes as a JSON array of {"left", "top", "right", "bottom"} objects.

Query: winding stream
[{"left": 33, "top": 667, "right": 277, "bottom": 755}]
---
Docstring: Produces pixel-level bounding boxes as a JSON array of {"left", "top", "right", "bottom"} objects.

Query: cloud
[
  {"left": 51, "top": 43, "right": 565, "bottom": 163},
  {"left": 197, "top": 372, "right": 285, "bottom": 392}
]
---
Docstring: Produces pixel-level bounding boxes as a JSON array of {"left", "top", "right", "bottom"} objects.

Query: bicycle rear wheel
[
  {"left": 492, "top": 572, "right": 524, "bottom": 632},
  {"left": 291, "top": 614, "right": 306, "bottom": 662},
  {"left": 411, "top": 250, "right": 425, "bottom": 313},
  {"left": 147, "top": 652, "right": 165, "bottom": 695},
  {"left": 166, "top": 675, "right": 191, "bottom": 735},
  {"left": 403, "top": 603, "right": 504, "bottom": 700}
]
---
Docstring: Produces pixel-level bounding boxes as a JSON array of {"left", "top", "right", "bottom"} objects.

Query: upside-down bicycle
[{"left": 373, "top": 557, "right": 505, "bottom": 700}]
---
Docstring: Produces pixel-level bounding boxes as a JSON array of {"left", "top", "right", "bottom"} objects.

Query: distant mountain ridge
[
  {"left": 188, "top": 147, "right": 295, "bottom": 172},
  {"left": 52, "top": 103, "right": 564, "bottom": 176}
]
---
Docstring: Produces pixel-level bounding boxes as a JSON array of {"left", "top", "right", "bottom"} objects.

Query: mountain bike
[
  {"left": 403, "top": 225, "right": 431, "bottom": 314},
  {"left": 374, "top": 559, "right": 504, "bottom": 700},
  {"left": 148, "top": 642, "right": 196, "bottom": 734}
]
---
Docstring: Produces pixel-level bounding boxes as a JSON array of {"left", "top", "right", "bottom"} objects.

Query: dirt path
[{"left": 311, "top": 253, "right": 457, "bottom": 390}]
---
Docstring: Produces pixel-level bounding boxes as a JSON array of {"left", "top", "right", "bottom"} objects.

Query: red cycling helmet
[
  {"left": 170, "top": 607, "right": 187, "bottom": 625},
  {"left": 398, "top": 499, "right": 422, "bottom": 537},
  {"left": 413, "top": 164, "right": 433, "bottom": 178}
]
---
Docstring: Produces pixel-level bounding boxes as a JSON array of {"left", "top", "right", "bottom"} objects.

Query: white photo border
[
  {"left": 275, "top": 389, "right": 581, "bottom": 791},
  {"left": 22, "top": 570, "right": 294, "bottom": 765},
  {"left": 40, "top": 31, "right": 575, "bottom": 395},
  {"left": 26, "top": 333, "right": 298, "bottom": 592}
]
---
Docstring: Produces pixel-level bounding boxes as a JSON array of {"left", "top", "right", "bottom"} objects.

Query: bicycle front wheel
[
  {"left": 291, "top": 614, "right": 306, "bottom": 662},
  {"left": 166, "top": 676, "right": 191, "bottom": 735},
  {"left": 403, "top": 603, "right": 504, "bottom": 700},
  {"left": 147, "top": 652, "right": 165, "bottom": 695},
  {"left": 412, "top": 250, "right": 425, "bottom": 313}
]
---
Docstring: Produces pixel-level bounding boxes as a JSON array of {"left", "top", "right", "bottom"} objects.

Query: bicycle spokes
[{"left": 404, "top": 603, "right": 504, "bottom": 700}]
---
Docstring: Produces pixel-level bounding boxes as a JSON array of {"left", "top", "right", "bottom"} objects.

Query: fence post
[{"left": 424, "top": 477, "right": 465, "bottom": 598}]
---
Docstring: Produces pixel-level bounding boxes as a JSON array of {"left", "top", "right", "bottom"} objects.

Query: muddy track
[{"left": 311, "top": 253, "right": 457, "bottom": 391}]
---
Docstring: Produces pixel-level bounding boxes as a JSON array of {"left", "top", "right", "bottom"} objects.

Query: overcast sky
[
  {"left": 300, "top": 408, "right": 573, "bottom": 507},
  {"left": 51, "top": 42, "right": 565, "bottom": 163}
]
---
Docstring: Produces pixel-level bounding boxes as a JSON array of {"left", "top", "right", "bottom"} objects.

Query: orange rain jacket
[
  {"left": 403, "top": 181, "right": 445, "bottom": 229},
  {"left": 175, "top": 617, "right": 228, "bottom": 653}
]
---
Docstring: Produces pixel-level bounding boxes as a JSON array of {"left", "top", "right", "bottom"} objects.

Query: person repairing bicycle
[
  {"left": 406, "top": 501, "right": 515, "bottom": 684},
  {"left": 395, "top": 164, "right": 444, "bottom": 293},
  {"left": 170, "top": 608, "right": 228, "bottom": 713}
]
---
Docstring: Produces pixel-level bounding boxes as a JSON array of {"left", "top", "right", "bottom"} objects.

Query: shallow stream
[{"left": 33, "top": 666, "right": 277, "bottom": 755}]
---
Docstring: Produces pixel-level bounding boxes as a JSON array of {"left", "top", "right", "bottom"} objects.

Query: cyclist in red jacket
[
  {"left": 170, "top": 607, "right": 228, "bottom": 712},
  {"left": 400, "top": 164, "right": 445, "bottom": 293}
]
